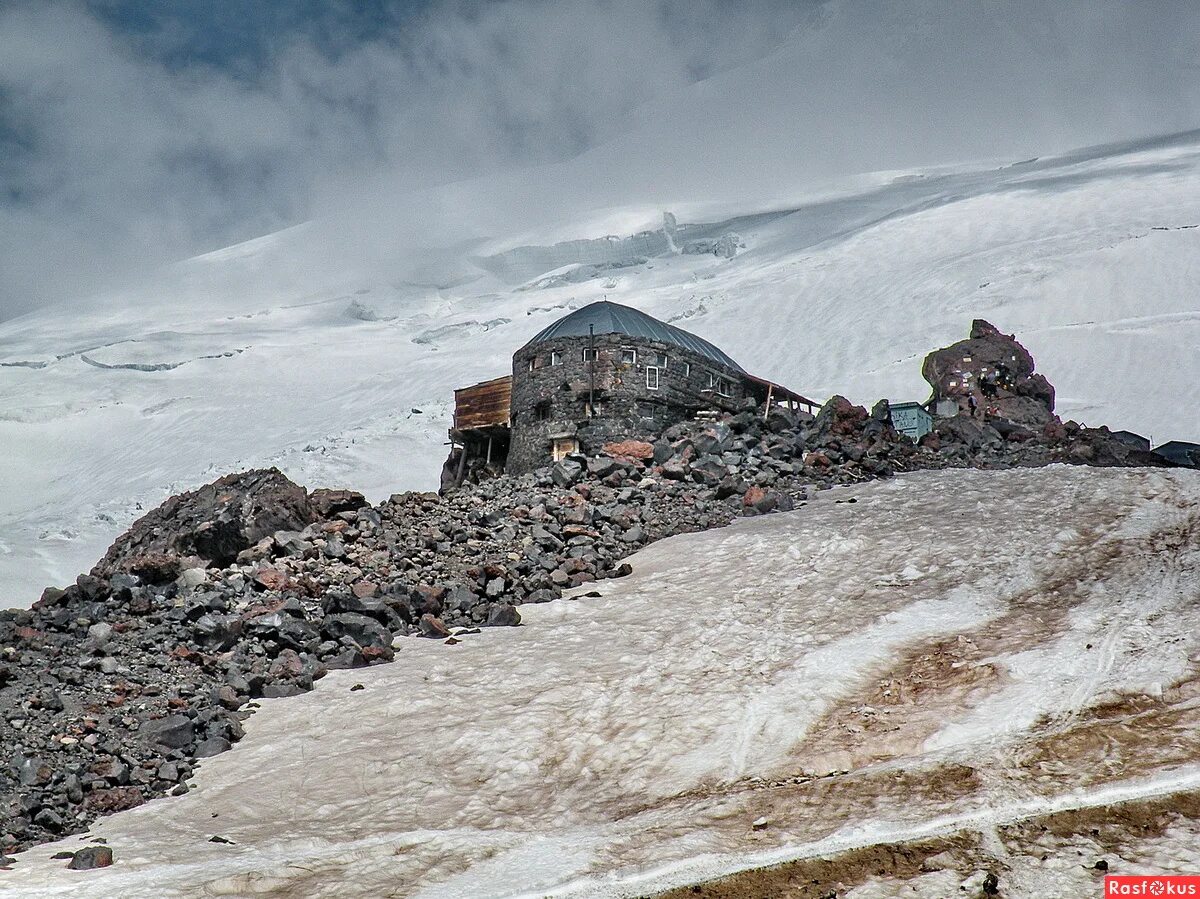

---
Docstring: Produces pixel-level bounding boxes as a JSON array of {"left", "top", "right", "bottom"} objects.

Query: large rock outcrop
[
  {"left": 91, "top": 468, "right": 317, "bottom": 580},
  {"left": 922, "top": 320, "right": 1057, "bottom": 427}
]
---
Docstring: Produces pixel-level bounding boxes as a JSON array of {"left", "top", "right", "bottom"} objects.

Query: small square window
[
  {"left": 528, "top": 357, "right": 538, "bottom": 372},
  {"left": 620, "top": 348, "right": 637, "bottom": 365},
  {"left": 646, "top": 366, "right": 660, "bottom": 390},
  {"left": 653, "top": 352, "right": 668, "bottom": 368},
  {"left": 671, "top": 360, "right": 690, "bottom": 377},
  {"left": 582, "top": 348, "right": 598, "bottom": 362},
  {"left": 551, "top": 351, "right": 562, "bottom": 366}
]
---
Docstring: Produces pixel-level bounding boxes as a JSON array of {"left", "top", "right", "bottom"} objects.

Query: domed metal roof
[{"left": 522, "top": 301, "right": 745, "bottom": 373}]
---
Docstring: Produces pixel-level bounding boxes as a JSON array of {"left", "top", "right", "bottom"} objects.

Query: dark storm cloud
[{"left": 0, "top": 0, "right": 826, "bottom": 318}]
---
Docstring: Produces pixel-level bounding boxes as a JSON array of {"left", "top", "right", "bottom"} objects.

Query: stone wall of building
[{"left": 506, "top": 333, "right": 747, "bottom": 474}]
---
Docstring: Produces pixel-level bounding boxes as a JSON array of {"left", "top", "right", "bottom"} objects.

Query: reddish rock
[
  {"left": 84, "top": 787, "right": 144, "bottom": 814},
  {"left": 410, "top": 585, "right": 446, "bottom": 617},
  {"left": 922, "top": 319, "right": 1057, "bottom": 427},
  {"left": 351, "top": 580, "right": 379, "bottom": 599},
  {"left": 253, "top": 567, "right": 288, "bottom": 591},
  {"left": 814, "top": 396, "right": 869, "bottom": 437},
  {"left": 417, "top": 614, "right": 450, "bottom": 638},
  {"left": 602, "top": 439, "right": 654, "bottom": 462},
  {"left": 742, "top": 486, "right": 768, "bottom": 508},
  {"left": 125, "top": 552, "right": 182, "bottom": 585},
  {"left": 805, "top": 451, "right": 832, "bottom": 469},
  {"left": 360, "top": 645, "right": 395, "bottom": 664},
  {"left": 268, "top": 649, "right": 304, "bottom": 680}
]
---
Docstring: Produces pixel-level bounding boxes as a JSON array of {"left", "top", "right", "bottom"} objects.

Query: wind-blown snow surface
[
  {"left": 6, "top": 467, "right": 1200, "bottom": 898},
  {"left": 3, "top": 132, "right": 1200, "bottom": 606}
]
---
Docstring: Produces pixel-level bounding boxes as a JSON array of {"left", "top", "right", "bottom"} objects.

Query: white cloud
[{"left": 0, "top": 0, "right": 1197, "bottom": 320}]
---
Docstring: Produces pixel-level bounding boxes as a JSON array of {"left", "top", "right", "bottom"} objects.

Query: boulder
[
  {"left": 140, "top": 714, "right": 195, "bottom": 750},
  {"left": 309, "top": 488, "right": 368, "bottom": 519},
  {"left": 320, "top": 613, "right": 392, "bottom": 651},
  {"left": 67, "top": 846, "right": 114, "bottom": 870},
  {"left": 814, "top": 396, "right": 868, "bottom": 438},
  {"left": 93, "top": 469, "right": 316, "bottom": 574},
  {"left": 486, "top": 604, "right": 522, "bottom": 627},
  {"left": 922, "top": 319, "right": 1056, "bottom": 427},
  {"left": 551, "top": 458, "right": 584, "bottom": 487}
]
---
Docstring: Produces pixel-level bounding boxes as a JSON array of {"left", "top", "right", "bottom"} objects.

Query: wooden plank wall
[{"left": 454, "top": 375, "right": 512, "bottom": 430}]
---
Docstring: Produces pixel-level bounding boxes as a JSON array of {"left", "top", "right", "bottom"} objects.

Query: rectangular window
[
  {"left": 534, "top": 400, "right": 551, "bottom": 421},
  {"left": 620, "top": 348, "right": 637, "bottom": 365},
  {"left": 671, "top": 359, "right": 690, "bottom": 377},
  {"left": 528, "top": 357, "right": 538, "bottom": 372},
  {"left": 551, "top": 351, "right": 562, "bottom": 366},
  {"left": 652, "top": 352, "right": 668, "bottom": 368},
  {"left": 582, "top": 348, "right": 598, "bottom": 362},
  {"left": 707, "top": 372, "right": 731, "bottom": 396},
  {"left": 646, "top": 366, "right": 660, "bottom": 390}
]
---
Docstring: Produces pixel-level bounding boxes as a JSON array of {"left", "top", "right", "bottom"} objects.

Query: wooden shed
[{"left": 452, "top": 375, "right": 511, "bottom": 432}]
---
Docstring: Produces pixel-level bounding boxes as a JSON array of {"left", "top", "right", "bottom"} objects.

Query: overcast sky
[{"left": 1, "top": 0, "right": 1198, "bottom": 321}]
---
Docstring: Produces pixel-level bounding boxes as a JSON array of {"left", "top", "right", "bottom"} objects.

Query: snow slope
[
  {"left": 5, "top": 466, "right": 1200, "bottom": 898},
  {"left": 2, "top": 131, "right": 1200, "bottom": 607}
]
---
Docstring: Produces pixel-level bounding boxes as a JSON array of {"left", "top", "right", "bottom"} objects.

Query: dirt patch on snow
[{"left": 657, "top": 790, "right": 1200, "bottom": 899}]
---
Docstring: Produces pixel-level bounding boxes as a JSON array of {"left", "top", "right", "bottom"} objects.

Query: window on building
[
  {"left": 527, "top": 357, "right": 537, "bottom": 372},
  {"left": 620, "top": 348, "right": 637, "bottom": 365},
  {"left": 671, "top": 359, "right": 691, "bottom": 378},
  {"left": 646, "top": 366, "right": 660, "bottom": 390},
  {"left": 582, "top": 348, "right": 598, "bottom": 362},
  {"left": 534, "top": 400, "right": 551, "bottom": 421},
  {"left": 551, "top": 351, "right": 562, "bottom": 366},
  {"left": 652, "top": 352, "right": 668, "bottom": 368},
  {"left": 552, "top": 436, "right": 579, "bottom": 461},
  {"left": 707, "top": 372, "right": 731, "bottom": 396}
]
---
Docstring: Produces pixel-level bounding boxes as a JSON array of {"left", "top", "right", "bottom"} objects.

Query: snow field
[{"left": 4, "top": 466, "right": 1200, "bottom": 898}]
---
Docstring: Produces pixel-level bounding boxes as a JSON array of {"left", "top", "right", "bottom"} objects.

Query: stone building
[{"left": 446, "top": 301, "right": 813, "bottom": 482}]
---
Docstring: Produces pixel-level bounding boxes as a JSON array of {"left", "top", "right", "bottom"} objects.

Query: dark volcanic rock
[
  {"left": 309, "top": 488, "right": 368, "bottom": 519},
  {"left": 67, "top": 846, "right": 114, "bottom": 870},
  {"left": 92, "top": 468, "right": 316, "bottom": 575},
  {"left": 140, "top": 714, "right": 196, "bottom": 751}
]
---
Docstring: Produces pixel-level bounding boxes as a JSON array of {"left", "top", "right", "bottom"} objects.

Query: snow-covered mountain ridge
[{"left": 2, "top": 130, "right": 1200, "bottom": 607}]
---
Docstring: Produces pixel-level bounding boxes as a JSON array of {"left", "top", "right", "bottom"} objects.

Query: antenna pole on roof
[{"left": 588, "top": 323, "right": 595, "bottom": 418}]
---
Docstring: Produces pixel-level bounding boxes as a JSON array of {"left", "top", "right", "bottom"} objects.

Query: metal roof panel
[{"left": 522, "top": 301, "right": 745, "bottom": 372}]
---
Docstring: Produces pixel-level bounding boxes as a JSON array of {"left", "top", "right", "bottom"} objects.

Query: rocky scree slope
[{"left": 0, "top": 321, "right": 1178, "bottom": 859}]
